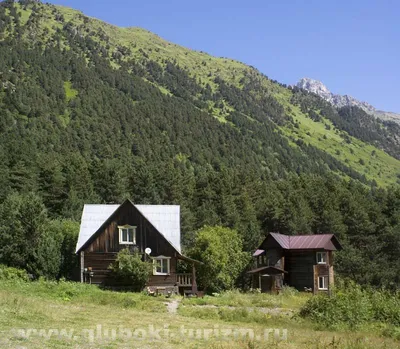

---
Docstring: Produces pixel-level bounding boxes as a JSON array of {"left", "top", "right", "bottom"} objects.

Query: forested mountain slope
[
  {"left": 0, "top": 1, "right": 399, "bottom": 288},
  {"left": 2, "top": 1, "right": 399, "bottom": 185}
]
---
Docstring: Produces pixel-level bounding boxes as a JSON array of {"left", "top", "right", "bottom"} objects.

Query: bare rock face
[
  {"left": 296, "top": 78, "right": 333, "bottom": 102},
  {"left": 296, "top": 78, "right": 400, "bottom": 125}
]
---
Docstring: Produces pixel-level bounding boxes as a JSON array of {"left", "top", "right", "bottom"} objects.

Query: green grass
[
  {"left": 182, "top": 288, "right": 309, "bottom": 309},
  {"left": 299, "top": 282, "right": 400, "bottom": 337},
  {"left": 0, "top": 276, "right": 399, "bottom": 348},
  {"left": 18, "top": 8, "right": 32, "bottom": 26},
  {"left": 0, "top": 278, "right": 165, "bottom": 312}
]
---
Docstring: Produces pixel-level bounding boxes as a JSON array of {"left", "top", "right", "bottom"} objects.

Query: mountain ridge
[
  {"left": 296, "top": 77, "right": 400, "bottom": 125},
  {"left": 0, "top": 0, "right": 399, "bottom": 188}
]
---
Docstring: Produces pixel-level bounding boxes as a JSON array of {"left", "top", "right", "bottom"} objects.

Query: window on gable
[
  {"left": 118, "top": 225, "right": 136, "bottom": 245},
  {"left": 318, "top": 276, "right": 329, "bottom": 290},
  {"left": 316, "top": 252, "right": 327, "bottom": 264},
  {"left": 153, "top": 256, "right": 170, "bottom": 275}
]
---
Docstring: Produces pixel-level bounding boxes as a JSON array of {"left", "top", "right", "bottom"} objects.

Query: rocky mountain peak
[
  {"left": 295, "top": 78, "right": 400, "bottom": 125},
  {"left": 296, "top": 78, "right": 333, "bottom": 101}
]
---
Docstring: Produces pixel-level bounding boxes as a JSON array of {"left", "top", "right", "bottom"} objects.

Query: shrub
[
  {"left": 381, "top": 325, "right": 400, "bottom": 341},
  {"left": 188, "top": 226, "right": 250, "bottom": 293},
  {"left": 108, "top": 249, "right": 152, "bottom": 291},
  {"left": 300, "top": 282, "right": 400, "bottom": 330},
  {"left": 0, "top": 265, "right": 29, "bottom": 282}
]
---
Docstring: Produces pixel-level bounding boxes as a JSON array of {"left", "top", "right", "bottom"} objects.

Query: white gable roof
[
  {"left": 135, "top": 205, "right": 181, "bottom": 253},
  {"left": 75, "top": 202, "right": 181, "bottom": 254},
  {"left": 76, "top": 204, "right": 120, "bottom": 253}
]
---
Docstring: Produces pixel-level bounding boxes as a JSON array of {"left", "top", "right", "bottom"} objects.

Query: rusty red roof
[
  {"left": 269, "top": 232, "right": 341, "bottom": 251},
  {"left": 270, "top": 233, "right": 290, "bottom": 249}
]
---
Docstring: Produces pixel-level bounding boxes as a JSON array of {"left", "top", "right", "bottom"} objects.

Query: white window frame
[
  {"left": 316, "top": 252, "right": 327, "bottom": 264},
  {"left": 318, "top": 276, "right": 329, "bottom": 290},
  {"left": 118, "top": 225, "right": 136, "bottom": 245},
  {"left": 152, "top": 256, "right": 171, "bottom": 275}
]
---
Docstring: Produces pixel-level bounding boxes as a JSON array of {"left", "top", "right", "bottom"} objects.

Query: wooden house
[
  {"left": 248, "top": 233, "right": 342, "bottom": 294},
  {"left": 76, "top": 199, "right": 199, "bottom": 294}
]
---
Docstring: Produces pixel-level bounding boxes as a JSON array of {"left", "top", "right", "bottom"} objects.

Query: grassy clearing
[
  {"left": 182, "top": 288, "right": 309, "bottom": 309},
  {"left": 0, "top": 278, "right": 165, "bottom": 313},
  {"left": 0, "top": 276, "right": 398, "bottom": 348}
]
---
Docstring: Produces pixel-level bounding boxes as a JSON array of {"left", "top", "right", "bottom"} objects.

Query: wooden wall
[
  {"left": 82, "top": 202, "right": 178, "bottom": 287},
  {"left": 284, "top": 250, "right": 315, "bottom": 290},
  {"left": 255, "top": 249, "right": 283, "bottom": 268}
]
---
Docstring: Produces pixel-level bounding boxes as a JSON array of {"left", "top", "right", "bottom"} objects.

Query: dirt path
[{"left": 166, "top": 298, "right": 182, "bottom": 314}]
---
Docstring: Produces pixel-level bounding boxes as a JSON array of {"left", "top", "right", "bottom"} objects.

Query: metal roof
[
  {"left": 76, "top": 204, "right": 119, "bottom": 253},
  {"left": 135, "top": 205, "right": 181, "bottom": 253},
  {"left": 269, "top": 232, "right": 339, "bottom": 250},
  {"left": 76, "top": 203, "right": 181, "bottom": 254},
  {"left": 270, "top": 233, "right": 290, "bottom": 249},
  {"left": 252, "top": 249, "right": 265, "bottom": 257}
]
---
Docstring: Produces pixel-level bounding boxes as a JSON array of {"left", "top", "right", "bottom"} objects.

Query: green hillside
[
  {"left": 0, "top": 0, "right": 400, "bottom": 290},
  {"left": 3, "top": 1, "right": 399, "bottom": 186}
]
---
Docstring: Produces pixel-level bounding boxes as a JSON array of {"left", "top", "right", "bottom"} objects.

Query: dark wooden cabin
[
  {"left": 76, "top": 199, "right": 199, "bottom": 294},
  {"left": 248, "top": 233, "right": 342, "bottom": 294}
]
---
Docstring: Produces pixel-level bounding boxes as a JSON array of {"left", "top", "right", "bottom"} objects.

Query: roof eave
[
  {"left": 177, "top": 254, "right": 203, "bottom": 265},
  {"left": 76, "top": 200, "right": 131, "bottom": 254}
]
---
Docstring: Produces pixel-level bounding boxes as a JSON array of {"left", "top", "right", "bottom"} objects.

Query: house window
[
  {"left": 316, "top": 252, "right": 327, "bottom": 264},
  {"left": 153, "top": 256, "right": 170, "bottom": 275},
  {"left": 318, "top": 276, "right": 329, "bottom": 290},
  {"left": 118, "top": 225, "right": 136, "bottom": 245}
]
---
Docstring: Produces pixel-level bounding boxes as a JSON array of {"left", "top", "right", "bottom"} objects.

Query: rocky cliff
[{"left": 296, "top": 78, "right": 400, "bottom": 125}]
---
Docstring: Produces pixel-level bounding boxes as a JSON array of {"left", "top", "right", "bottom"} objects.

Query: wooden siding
[
  {"left": 329, "top": 265, "right": 334, "bottom": 289},
  {"left": 255, "top": 248, "right": 283, "bottom": 268},
  {"left": 260, "top": 234, "right": 283, "bottom": 250},
  {"left": 313, "top": 255, "right": 335, "bottom": 294},
  {"left": 252, "top": 248, "right": 284, "bottom": 293},
  {"left": 285, "top": 251, "right": 315, "bottom": 290},
  {"left": 82, "top": 203, "right": 179, "bottom": 288}
]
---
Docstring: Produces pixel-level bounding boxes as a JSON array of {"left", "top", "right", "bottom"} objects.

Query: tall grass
[
  {"left": 0, "top": 264, "right": 165, "bottom": 312},
  {"left": 299, "top": 281, "right": 400, "bottom": 338},
  {"left": 182, "top": 287, "right": 309, "bottom": 309}
]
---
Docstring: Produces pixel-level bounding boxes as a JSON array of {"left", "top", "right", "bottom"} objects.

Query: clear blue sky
[{"left": 49, "top": 0, "right": 399, "bottom": 112}]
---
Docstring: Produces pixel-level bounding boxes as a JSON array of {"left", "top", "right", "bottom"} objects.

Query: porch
[
  {"left": 247, "top": 266, "right": 287, "bottom": 293},
  {"left": 176, "top": 273, "right": 192, "bottom": 287}
]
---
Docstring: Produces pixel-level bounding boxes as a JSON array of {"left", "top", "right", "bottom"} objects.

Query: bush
[
  {"left": 0, "top": 265, "right": 29, "bottom": 282},
  {"left": 299, "top": 282, "right": 400, "bottom": 330},
  {"left": 188, "top": 226, "right": 250, "bottom": 293},
  {"left": 108, "top": 249, "right": 152, "bottom": 291}
]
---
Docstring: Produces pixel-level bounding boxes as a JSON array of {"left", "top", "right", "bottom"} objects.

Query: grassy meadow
[{"left": 0, "top": 267, "right": 398, "bottom": 349}]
